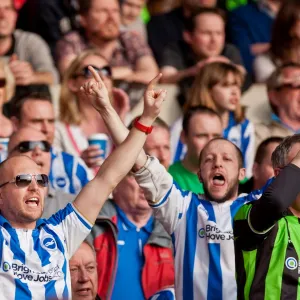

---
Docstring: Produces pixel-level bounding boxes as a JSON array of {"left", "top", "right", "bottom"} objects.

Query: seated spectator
[
  {"left": 234, "top": 134, "right": 300, "bottom": 299},
  {"left": 56, "top": 0, "right": 158, "bottom": 85},
  {"left": 120, "top": 0, "right": 147, "bottom": 40},
  {"left": 253, "top": 0, "right": 300, "bottom": 83},
  {"left": 160, "top": 7, "right": 244, "bottom": 106},
  {"left": 16, "top": 0, "right": 79, "bottom": 57},
  {"left": 8, "top": 127, "right": 75, "bottom": 219},
  {"left": 9, "top": 89, "right": 93, "bottom": 194},
  {"left": 142, "top": 117, "right": 171, "bottom": 169},
  {"left": 171, "top": 62, "right": 255, "bottom": 178},
  {"left": 255, "top": 63, "right": 300, "bottom": 147},
  {"left": 89, "top": 173, "right": 174, "bottom": 300},
  {"left": 0, "top": 0, "right": 58, "bottom": 85},
  {"left": 239, "top": 136, "right": 283, "bottom": 194},
  {"left": 70, "top": 241, "right": 101, "bottom": 300},
  {"left": 0, "top": 69, "right": 165, "bottom": 298},
  {"left": 227, "top": 0, "right": 281, "bottom": 75},
  {"left": 169, "top": 106, "right": 223, "bottom": 194},
  {"left": 147, "top": 0, "right": 218, "bottom": 65},
  {"left": 55, "top": 49, "right": 130, "bottom": 170}
]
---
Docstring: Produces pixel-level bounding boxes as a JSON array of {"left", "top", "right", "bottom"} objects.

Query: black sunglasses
[
  {"left": 11, "top": 141, "right": 51, "bottom": 154},
  {"left": 0, "top": 78, "right": 6, "bottom": 88},
  {"left": 0, "top": 174, "right": 49, "bottom": 189},
  {"left": 74, "top": 65, "right": 112, "bottom": 79}
]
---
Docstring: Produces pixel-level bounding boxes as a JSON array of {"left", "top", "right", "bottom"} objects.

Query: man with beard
[
  {"left": 83, "top": 68, "right": 265, "bottom": 299},
  {"left": 0, "top": 0, "right": 58, "bottom": 85},
  {"left": 56, "top": 0, "right": 158, "bottom": 85}
]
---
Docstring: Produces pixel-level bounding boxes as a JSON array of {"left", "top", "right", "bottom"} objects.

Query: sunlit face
[
  {"left": 183, "top": 113, "right": 222, "bottom": 165},
  {"left": 198, "top": 139, "right": 245, "bottom": 202},
  {"left": 18, "top": 100, "right": 55, "bottom": 144},
  {"left": 144, "top": 126, "right": 171, "bottom": 169},
  {"left": 70, "top": 243, "right": 98, "bottom": 300},
  {"left": 253, "top": 142, "right": 279, "bottom": 189},
  {"left": 0, "top": 157, "right": 46, "bottom": 229},
  {"left": 8, "top": 128, "right": 51, "bottom": 175},
  {"left": 272, "top": 67, "right": 300, "bottom": 121},
  {"left": 211, "top": 72, "right": 242, "bottom": 113},
  {"left": 81, "top": 0, "right": 120, "bottom": 42},
  {"left": 121, "top": 0, "right": 145, "bottom": 25},
  {"left": 186, "top": 13, "right": 225, "bottom": 59},
  {"left": 113, "top": 174, "right": 150, "bottom": 211},
  {"left": 0, "top": 0, "right": 17, "bottom": 38}
]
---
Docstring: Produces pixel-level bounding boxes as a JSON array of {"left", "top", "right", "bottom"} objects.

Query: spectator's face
[
  {"left": 272, "top": 67, "right": 300, "bottom": 121},
  {"left": 17, "top": 100, "right": 55, "bottom": 144},
  {"left": 211, "top": 72, "right": 242, "bottom": 113},
  {"left": 182, "top": 113, "right": 222, "bottom": 165},
  {"left": 70, "top": 243, "right": 98, "bottom": 300},
  {"left": 185, "top": 13, "right": 225, "bottom": 59},
  {"left": 0, "top": 0, "right": 17, "bottom": 38},
  {"left": 81, "top": 0, "right": 120, "bottom": 41},
  {"left": 121, "top": 0, "right": 145, "bottom": 26},
  {"left": 8, "top": 128, "right": 51, "bottom": 175},
  {"left": 253, "top": 142, "right": 279, "bottom": 189},
  {"left": 73, "top": 54, "right": 113, "bottom": 96},
  {"left": 144, "top": 126, "right": 171, "bottom": 169},
  {"left": 198, "top": 139, "right": 245, "bottom": 202},
  {"left": 0, "top": 157, "right": 46, "bottom": 229},
  {"left": 113, "top": 174, "right": 150, "bottom": 210}
]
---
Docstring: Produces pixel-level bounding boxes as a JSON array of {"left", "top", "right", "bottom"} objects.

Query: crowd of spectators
[{"left": 1, "top": 0, "right": 300, "bottom": 299}]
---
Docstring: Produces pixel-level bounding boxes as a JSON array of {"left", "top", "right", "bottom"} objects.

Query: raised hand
[
  {"left": 79, "top": 66, "right": 110, "bottom": 111},
  {"left": 142, "top": 73, "right": 167, "bottom": 123}
]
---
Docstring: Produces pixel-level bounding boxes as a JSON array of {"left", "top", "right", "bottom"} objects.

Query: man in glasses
[
  {"left": 8, "top": 127, "right": 76, "bottom": 219},
  {"left": 255, "top": 63, "right": 300, "bottom": 147},
  {"left": 0, "top": 68, "right": 167, "bottom": 299},
  {"left": 9, "top": 88, "right": 93, "bottom": 195}
]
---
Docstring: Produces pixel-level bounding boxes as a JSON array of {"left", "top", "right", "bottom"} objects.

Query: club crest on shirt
[
  {"left": 55, "top": 177, "right": 67, "bottom": 188},
  {"left": 41, "top": 235, "right": 57, "bottom": 251}
]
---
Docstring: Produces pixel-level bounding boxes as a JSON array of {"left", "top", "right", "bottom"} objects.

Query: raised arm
[{"left": 73, "top": 67, "right": 167, "bottom": 224}]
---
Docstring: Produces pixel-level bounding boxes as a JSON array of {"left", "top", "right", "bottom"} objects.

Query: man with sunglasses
[
  {"left": 255, "top": 63, "right": 300, "bottom": 148},
  {"left": 0, "top": 69, "right": 167, "bottom": 299},
  {"left": 8, "top": 127, "right": 76, "bottom": 219}
]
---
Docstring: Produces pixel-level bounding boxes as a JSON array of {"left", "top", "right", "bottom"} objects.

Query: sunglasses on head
[
  {"left": 74, "top": 65, "right": 112, "bottom": 79},
  {"left": 0, "top": 78, "right": 6, "bottom": 88},
  {"left": 11, "top": 141, "right": 51, "bottom": 154},
  {"left": 0, "top": 174, "right": 49, "bottom": 189}
]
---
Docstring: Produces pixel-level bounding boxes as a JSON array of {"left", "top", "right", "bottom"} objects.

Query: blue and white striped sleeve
[
  {"left": 134, "top": 156, "right": 192, "bottom": 234},
  {"left": 242, "top": 120, "right": 255, "bottom": 179},
  {"left": 47, "top": 203, "right": 93, "bottom": 257}
]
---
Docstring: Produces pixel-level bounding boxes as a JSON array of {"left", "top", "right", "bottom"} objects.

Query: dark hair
[
  {"left": 9, "top": 85, "right": 52, "bottom": 120},
  {"left": 78, "top": 0, "right": 119, "bottom": 15},
  {"left": 199, "top": 137, "right": 244, "bottom": 169},
  {"left": 270, "top": 0, "right": 300, "bottom": 62},
  {"left": 182, "top": 105, "right": 221, "bottom": 134},
  {"left": 184, "top": 7, "right": 226, "bottom": 33},
  {"left": 255, "top": 137, "right": 284, "bottom": 164}
]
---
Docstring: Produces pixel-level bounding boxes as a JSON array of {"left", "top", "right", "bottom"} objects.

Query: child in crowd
[{"left": 171, "top": 61, "right": 255, "bottom": 178}]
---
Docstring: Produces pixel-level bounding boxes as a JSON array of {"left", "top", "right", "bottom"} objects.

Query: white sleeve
[
  {"left": 47, "top": 203, "right": 93, "bottom": 257},
  {"left": 253, "top": 54, "right": 276, "bottom": 83},
  {"left": 244, "top": 121, "right": 255, "bottom": 179},
  {"left": 134, "top": 156, "right": 192, "bottom": 234}
]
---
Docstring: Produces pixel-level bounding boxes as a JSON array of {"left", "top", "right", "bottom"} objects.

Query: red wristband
[{"left": 133, "top": 117, "right": 153, "bottom": 134}]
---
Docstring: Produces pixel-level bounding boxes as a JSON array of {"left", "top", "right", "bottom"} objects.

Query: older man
[
  {"left": 0, "top": 0, "right": 58, "bottom": 84},
  {"left": 255, "top": 63, "right": 300, "bottom": 147},
  {"left": 0, "top": 68, "right": 166, "bottom": 299}
]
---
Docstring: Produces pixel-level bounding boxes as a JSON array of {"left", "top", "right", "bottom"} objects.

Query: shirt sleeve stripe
[
  {"left": 149, "top": 185, "right": 173, "bottom": 208},
  {"left": 71, "top": 203, "right": 93, "bottom": 230}
]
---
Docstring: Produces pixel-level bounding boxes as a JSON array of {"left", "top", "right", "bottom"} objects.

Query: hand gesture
[
  {"left": 80, "top": 66, "right": 110, "bottom": 111},
  {"left": 141, "top": 73, "right": 167, "bottom": 123},
  {"left": 9, "top": 54, "right": 35, "bottom": 85}
]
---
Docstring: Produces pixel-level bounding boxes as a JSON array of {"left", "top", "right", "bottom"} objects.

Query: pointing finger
[
  {"left": 146, "top": 73, "right": 162, "bottom": 93},
  {"left": 88, "top": 65, "right": 104, "bottom": 84}
]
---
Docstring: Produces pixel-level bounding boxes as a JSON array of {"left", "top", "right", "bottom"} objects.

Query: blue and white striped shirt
[{"left": 0, "top": 203, "right": 92, "bottom": 300}]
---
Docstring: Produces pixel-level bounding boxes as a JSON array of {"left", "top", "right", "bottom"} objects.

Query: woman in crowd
[
  {"left": 253, "top": 0, "right": 300, "bottom": 82},
  {"left": 55, "top": 49, "right": 130, "bottom": 171},
  {"left": 171, "top": 61, "right": 255, "bottom": 178}
]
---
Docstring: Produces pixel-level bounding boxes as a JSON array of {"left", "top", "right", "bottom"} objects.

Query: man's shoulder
[
  {"left": 14, "top": 29, "right": 47, "bottom": 45},
  {"left": 230, "top": 2, "right": 258, "bottom": 17}
]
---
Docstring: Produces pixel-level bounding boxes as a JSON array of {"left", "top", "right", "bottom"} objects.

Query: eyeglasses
[
  {"left": 0, "top": 174, "right": 49, "bottom": 189},
  {"left": 11, "top": 141, "right": 51, "bottom": 154},
  {"left": 0, "top": 78, "right": 6, "bottom": 88},
  {"left": 73, "top": 65, "right": 112, "bottom": 79}
]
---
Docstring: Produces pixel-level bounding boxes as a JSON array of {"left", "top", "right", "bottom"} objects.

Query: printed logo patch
[
  {"left": 3, "top": 262, "right": 11, "bottom": 272},
  {"left": 41, "top": 236, "right": 57, "bottom": 251},
  {"left": 198, "top": 228, "right": 205, "bottom": 238},
  {"left": 56, "top": 177, "right": 66, "bottom": 188},
  {"left": 285, "top": 257, "right": 298, "bottom": 270}
]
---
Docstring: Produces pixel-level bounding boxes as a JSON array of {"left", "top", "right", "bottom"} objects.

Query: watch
[{"left": 133, "top": 117, "right": 153, "bottom": 134}]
